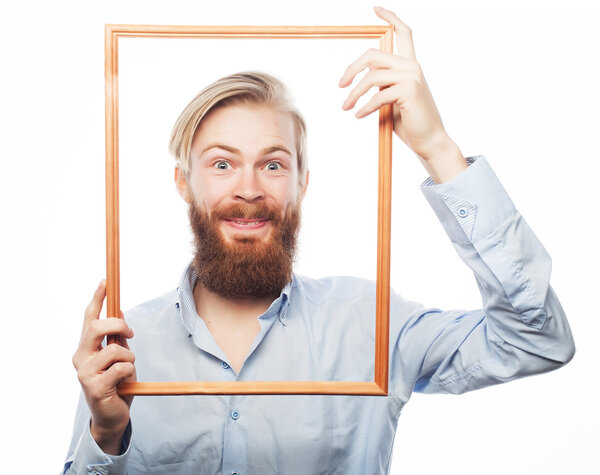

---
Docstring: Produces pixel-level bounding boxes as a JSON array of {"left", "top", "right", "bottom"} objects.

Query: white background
[{"left": 0, "top": 0, "right": 598, "bottom": 474}]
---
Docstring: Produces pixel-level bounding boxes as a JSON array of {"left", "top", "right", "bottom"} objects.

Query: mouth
[{"left": 223, "top": 218, "right": 270, "bottom": 230}]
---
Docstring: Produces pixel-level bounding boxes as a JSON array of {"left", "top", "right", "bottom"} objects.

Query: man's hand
[
  {"left": 72, "top": 280, "right": 136, "bottom": 455},
  {"left": 339, "top": 6, "right": 468, "bottom": 183}
]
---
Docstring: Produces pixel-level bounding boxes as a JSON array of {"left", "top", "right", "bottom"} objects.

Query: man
[{"left": 64, "top": 7, "right": 575, "bottom": 474}]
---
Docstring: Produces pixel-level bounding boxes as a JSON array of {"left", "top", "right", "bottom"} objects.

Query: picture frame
[{"left": 104, "top": 23, "right": 394, "bottom": 396}]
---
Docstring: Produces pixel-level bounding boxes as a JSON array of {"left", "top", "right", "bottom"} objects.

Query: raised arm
[{"left": 339, "top": 7, "right": 574, "bottom": 399}]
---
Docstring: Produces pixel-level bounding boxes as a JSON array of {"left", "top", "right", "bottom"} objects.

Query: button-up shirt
[{"left": 63, "top": 156, "right": 575, "bottom": 475}]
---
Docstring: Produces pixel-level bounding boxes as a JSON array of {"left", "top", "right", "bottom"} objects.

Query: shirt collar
[{"left": 175, "top": 261, "right": 294, "bottom": 336}]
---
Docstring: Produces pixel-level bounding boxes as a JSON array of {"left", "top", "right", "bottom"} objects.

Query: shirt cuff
[
  {"left": 420, "top": 155, "right": 517, "bottom": 243},
  {"left": 68, "top": 418, "right": 132, "bottom": 475}
]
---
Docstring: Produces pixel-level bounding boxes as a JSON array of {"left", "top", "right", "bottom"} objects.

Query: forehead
[{"left": 192, "top": 103, "right": 296, "bottom": 155}]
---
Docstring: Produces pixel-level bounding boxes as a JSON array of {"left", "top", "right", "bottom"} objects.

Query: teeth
[{"left": 234, "top": 220, "right": 260, "bottom": 226}]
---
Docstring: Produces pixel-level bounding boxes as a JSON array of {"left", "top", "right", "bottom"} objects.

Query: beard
[{"left": 188, "top": 199, "right": 300, "bottom": 300}]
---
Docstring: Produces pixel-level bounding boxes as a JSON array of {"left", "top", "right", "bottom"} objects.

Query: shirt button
[
  {"left": 222, "top": 361, "right": 230, "bottom": 369},
  {"left": 231, "top": 410, "right": 240, "bottom": 420},
  {"left": 458, "top": 207, "right": 468, "bottom": 218}
]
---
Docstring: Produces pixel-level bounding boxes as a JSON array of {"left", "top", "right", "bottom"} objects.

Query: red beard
[{"left": 188, "top": 200, "right": 300, "bottom": 300}]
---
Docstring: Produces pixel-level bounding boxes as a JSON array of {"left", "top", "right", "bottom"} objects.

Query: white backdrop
[{"left": 0, "top": 0, "right": 598, "bottom": 474}]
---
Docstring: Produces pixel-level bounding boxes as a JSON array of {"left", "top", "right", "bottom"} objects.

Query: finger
[
  {"left": 374, "top": 6, "right": 416, "bottom": 60},
  {"left": 79, "top": 343, "right": 136, "bottom": 379},
  {"left": 82, "top": 280, "right": 107, "bottom": 333},
  {"left": 354, "top": 83, "right": 409, "bottom": 119},
  {"left": 339, "top": 49, "right": 415, "bottom": 88},
  {"left": 342, "top": 69, "right": 419, "bottom": 111},
  {"left": 78, "top": 318, "right": 134, "bottom": 357},
  {"left": 96, "top": 361, "right": 136, "bottom": 393}
]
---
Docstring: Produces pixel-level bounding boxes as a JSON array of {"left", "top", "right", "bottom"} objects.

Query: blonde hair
[{"left": 169, "top": 71, "right": 307, "bottom": 185}]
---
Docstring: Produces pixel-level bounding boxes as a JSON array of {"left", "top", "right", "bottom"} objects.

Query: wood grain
[{"left": 118, "top": 381, "right": 387, "bottom": 396}]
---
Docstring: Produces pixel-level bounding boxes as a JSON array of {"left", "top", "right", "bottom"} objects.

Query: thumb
[{"left": 82, "top": 279, "right": 106, "bottom": 336}]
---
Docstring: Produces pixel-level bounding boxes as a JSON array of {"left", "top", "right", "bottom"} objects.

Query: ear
[
  {"left": 174, "top": 166, "right": 192, "bottom": 203},
  {"left": 298, "top": 169, "right": 309, "bottom": 202}
]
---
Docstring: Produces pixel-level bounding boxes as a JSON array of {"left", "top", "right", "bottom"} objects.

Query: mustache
[
  {"left": 188, "top": 199, "right": 301, "bottom": 299},
  {"left": 208, "top": 203, "right": 282, "bottom": 223}
]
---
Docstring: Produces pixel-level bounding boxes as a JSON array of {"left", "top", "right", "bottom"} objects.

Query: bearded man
[{"left": 64, "top": 7, "right": 575, "bottom": 475}]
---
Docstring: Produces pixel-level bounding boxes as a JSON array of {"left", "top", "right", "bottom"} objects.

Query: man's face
[
  {"left": 176, "top": 103, "right": 308, "bottom": 299},
  {"left": 179, "top": 104, "right": 305, "bottom": 241}
]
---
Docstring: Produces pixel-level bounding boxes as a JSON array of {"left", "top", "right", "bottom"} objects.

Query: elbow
[
  {"left": 556, "top": 336, "right": 576, "bottom": 366},
  {"left": 540, "top": 331, "right": 576, "bottom": 371}
]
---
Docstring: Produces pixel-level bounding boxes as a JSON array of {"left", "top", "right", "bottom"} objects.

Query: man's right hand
[{"left": 72, "top": 279, "right": 137, "bottom": 455}]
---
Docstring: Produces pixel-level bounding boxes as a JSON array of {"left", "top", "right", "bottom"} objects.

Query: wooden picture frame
[{"left": 105, "top": 23, "right": 394, "bottom": 396}]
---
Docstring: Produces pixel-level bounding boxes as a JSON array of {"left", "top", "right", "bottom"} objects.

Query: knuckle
[
  {"left": 106, "top": 342, "right": 121, "bottom": 357},
  {"left": 372, "top": 93, "right": 385, "bottom": 107},
  {"left": 406, "top": 79, "right": 419, "bottom": 94},
  {"left": 88, "top": 319, "right": 101, "bottom": 333},
  {"left": 115, "top": 361, "right": 134, "bottom": 376},
  {"left": 76, "top": 369, "right": 86, "bottom": 385},
  {"left": 397, "top": 23, "right": 412, "bottom": 35}
]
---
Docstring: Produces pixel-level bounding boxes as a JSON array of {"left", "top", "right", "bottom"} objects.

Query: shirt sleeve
[
  {"left": 62, "top": 391, "right": 132, "bottom": 475},
  {"left": 389, "top": 155, "right": 575, "bottom": 401}
]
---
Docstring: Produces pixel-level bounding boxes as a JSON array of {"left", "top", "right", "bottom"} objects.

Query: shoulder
[
  {"left": 292, "top": 273, "right": 377, "bottom": 305},
  {"left": 122, "top": 289, "right": 182, "bottom": 337},
  {"left": 124, "top": 289, "right": 177, "bottom": 320},
  {"left": 292, "top": 273, "right": 419, "bottom": 315}
]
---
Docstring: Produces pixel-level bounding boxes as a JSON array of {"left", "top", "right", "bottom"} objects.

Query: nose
[{"left": 233, "top": 166, "right": 265, "bottom": 203}]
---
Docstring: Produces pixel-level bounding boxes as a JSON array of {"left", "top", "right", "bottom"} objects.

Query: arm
[
  {"left": 64, "top": 280, "right": 136, "bottom": 474},
  {"left": 389, "top": 155, "right": 574, "bottom": 398},
  {"left": 63, "top": 391, "right": 132, "bottom": 474},
  {"left": 339, "top": 7, "right": 574, "bottom": 398}
]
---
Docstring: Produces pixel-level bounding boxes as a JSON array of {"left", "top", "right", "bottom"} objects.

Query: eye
[
  {"left": 265, "top": 161, "right": 281, "bottom": 171},
  {"left": 213, "top": 160, "right": 231, "bottom": 170}
]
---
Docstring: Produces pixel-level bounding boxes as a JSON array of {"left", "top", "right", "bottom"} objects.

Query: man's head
[{"left": 169, "top": 72, "right": 309, "bottom": 300}]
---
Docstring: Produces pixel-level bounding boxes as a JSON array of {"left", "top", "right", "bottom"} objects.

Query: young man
[{"left": 64, "top": 7, "right": 575, "bottom": 474}]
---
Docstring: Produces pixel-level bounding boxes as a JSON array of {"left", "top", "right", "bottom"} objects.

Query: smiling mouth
[{"left": 224, "top": 218, "right": 270, "bottom": 229}]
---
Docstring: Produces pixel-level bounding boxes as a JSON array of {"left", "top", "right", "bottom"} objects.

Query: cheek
[{"left": 189, "top": 175, "right": 225, "bottom": 208}]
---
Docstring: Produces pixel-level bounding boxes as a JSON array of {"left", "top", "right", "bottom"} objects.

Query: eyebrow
[{"left": 200, "top": 142, "right": 293, "bottom": 158}]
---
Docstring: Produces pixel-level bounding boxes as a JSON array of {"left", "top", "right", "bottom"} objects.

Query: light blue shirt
[{"left": 63, "top": 156, "right": 575, "bottom": 475}]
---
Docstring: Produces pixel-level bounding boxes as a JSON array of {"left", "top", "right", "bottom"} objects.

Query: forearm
[
  {"left": 416, "top": 134, "right": 468, "bottom": 185},
  {"left": 91, "top": 418, "right": 129, "bottom": 456},
  {"left": 63, "top": 393, "right": 132, "bottom": 475}
]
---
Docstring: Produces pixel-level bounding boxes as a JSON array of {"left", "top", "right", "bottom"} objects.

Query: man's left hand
[{"left": 339, "top": 6, "right": 466, "bottom": 181}]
